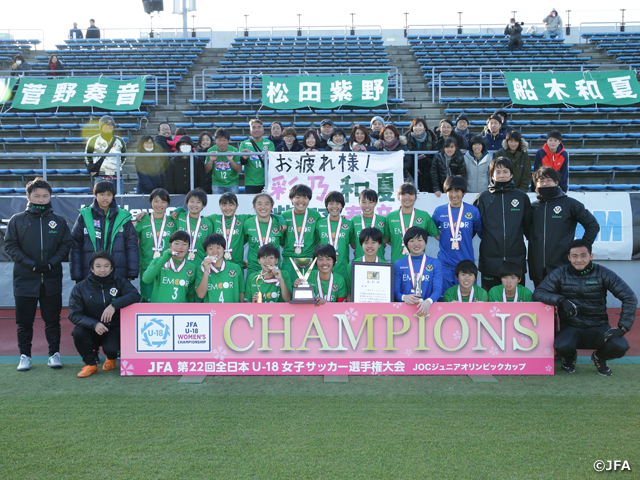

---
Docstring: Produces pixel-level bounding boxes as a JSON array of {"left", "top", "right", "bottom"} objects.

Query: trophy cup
[
  {"left": 414, "top": 273, "right": 423, "bottom": 298},
  {"left": 255, "top": 272, "right": 265, "bottom": 303},
  {"left": 289, "top": 257, "right": 318, "bottom": 304}
]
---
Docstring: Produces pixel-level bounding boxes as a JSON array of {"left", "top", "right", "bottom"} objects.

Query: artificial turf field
[{"left": 1, "top": 361, "right": 638, "bottom": 480}]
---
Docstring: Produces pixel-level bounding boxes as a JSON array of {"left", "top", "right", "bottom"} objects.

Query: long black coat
[{"left": 166, "top": 156, "right": 207, "bottom": 194}]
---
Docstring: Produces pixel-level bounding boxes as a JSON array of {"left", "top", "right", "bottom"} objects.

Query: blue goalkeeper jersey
[
  {"left": 393, "top": 254, "right": 443, "bottom": 303},
  {"left": 432, "top": 202, "right": 482, "bottom": 268}
]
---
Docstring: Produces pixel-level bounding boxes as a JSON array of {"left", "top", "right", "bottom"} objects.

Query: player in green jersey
[
  {"left": 350, "top": 188, "right": 389, "bottom": 261},
  {"left": 386, "top": 182, "right": 440, "bottom": 263},
  {"left": 244, "top": 193, "right": 286, "bottom": 273},
  {"left": 135, "top": 188, "right": 177, "bottom": 301},
  {"left": 345, "top": 227, "right": 385, "bottom": 301},
  {"left": 195, "top": 234, "right": 244, "bottom": 303},
  {"left": 142, "top": 230, "right": 197, "bottom": 303},
  {"left": 488, "top": 261, "right": 533, "bottom": 302},
  {"left": 245, "top": 245, "right": 292, "bottom": 303},
  {"left": 239, "top": 119, "right": 275, "bottom": 194},
  {"left": 297, "top": 244, "right": 347, "bottom": 305},
  {"left": 318, "top": 191, "right": 353, "bottom": 277},
  {"left": 443, "top": 260, "right": 488, "bottom": 302},
  {"left": 205, "top": 128, "right": 242, "bottom": 194},
  {"left": 174, "top": 189, "right": 214, "bottom": 265}
]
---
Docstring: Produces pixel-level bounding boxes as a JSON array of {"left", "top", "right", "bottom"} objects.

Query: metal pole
[
  {"left": 182, "top": 0, "right": 188, "bottom": 37},
  {"left": 297, "top": 14, "right": 302, "bottom": 36},
  {"left": 244, "top": 15, "right": 249, "bottom": 37},
  {"left": 413, "top": 152, "right": 418, "bottom": 189},
  {"left": 116, "top": 154, "right": 121, "bottom": 196},
  {"left": 190, "top": 153, "right": 194, "bottom": 190},
  {"left": 621, "top": 9, "right": 626, "bottom": 32},
  {"left": 404, "top": 13, "right": 409, "bottom": 38},
  {"left": 350, "top": 14, "right": 355, "bottom": 36},
  {"left": 566, "top": 10, "right": 571, "bottom": 35},
  {"left": 457, "top": 12, "right": 463, "bottom": 34},
  {"left": 42, "top": 155, "right": 47, "bottom": 181}
]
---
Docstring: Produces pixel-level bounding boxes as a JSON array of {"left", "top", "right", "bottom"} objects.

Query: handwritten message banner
[
  {"left": 266, "top": 151, "right": 404, "bottom": 218},
  {"left": 504, "top": 71, "right": 640, "bottom": 106},
  {"left": 0, "top": 77, "right": 18, "bottom": 104},
  {"left": 120, "top": 302, "right": 555, "bottom": 376},
  {"left": 262, "top": 74, "right": 388, "bottom": 109}
]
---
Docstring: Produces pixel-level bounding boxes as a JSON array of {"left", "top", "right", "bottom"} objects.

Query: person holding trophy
[
  {"left": 394, "top": 226, "right": 443, "bottom": 316},
  {"left": 195, "top": 234, "right": 244, "bottom": 303},
  {"left": 245, "top": 245, "right": 292, "bottom": 303},
  {"left": 297, "top": 245, "right": 347, "bottom": 306}
]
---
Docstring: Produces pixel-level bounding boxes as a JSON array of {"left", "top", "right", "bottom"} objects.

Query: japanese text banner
[
  {"left": 266, "top": 151, "right": 404, "bottom": 218},
  {"left": 0, "top": 77, "right": 18, "bottom": 104},
  {"left": 120, "top": 302, "right": 555, "bottom": 376},
  {"left": 504, "top": 71, "right": 640, "bottom": 106},
  {"left": 262, "top": 74, "right": 388, "bottom": 109},
  {"left": 12, "top": 77, "right": 147, "bottom": 110}
]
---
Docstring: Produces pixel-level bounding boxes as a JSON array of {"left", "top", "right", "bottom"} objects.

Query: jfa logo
[{"left": 137, "top": 316, "right": 173, "bottom": 351}]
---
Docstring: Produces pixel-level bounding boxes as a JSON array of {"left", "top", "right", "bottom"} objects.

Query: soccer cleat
[
  {"left": 47, "top": 352, "right": 62, "bottom": 369},
  {"left": 17, "top": 354, "right": 32, "bottom": 371},
  {"left": 591, "top": 352, "right": 612, "bottom": 376},
  {"left": 560, "top": 353, "right": 577, "bottom": 373},
  {"left": 102, "top": 359, "right": 116, "bottom": 371},
  {"left": 77, "top": 365, "right": 98, "bottom": 378}
]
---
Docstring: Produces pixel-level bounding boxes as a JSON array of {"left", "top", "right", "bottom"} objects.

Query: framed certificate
[{"left": 350, "top": 262, "right": 394, "bottom": 303}]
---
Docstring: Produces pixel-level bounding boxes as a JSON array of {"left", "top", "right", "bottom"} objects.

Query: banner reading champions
[
  {"left": 266, "top": 150, "right": 404, "bottom": 217},
  {"left": 12, "top": 77, "right": 147, "bottom": 111},
  {"left": 504, "top": 71, "right": 640, "bottom": 106},
  {"left": 262, "top": 74, "right": 388, "bottom": 109}
]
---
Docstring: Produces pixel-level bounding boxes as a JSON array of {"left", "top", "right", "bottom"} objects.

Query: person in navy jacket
[{"left": 394, "top": 226, "right": 443, "bottom": 316}]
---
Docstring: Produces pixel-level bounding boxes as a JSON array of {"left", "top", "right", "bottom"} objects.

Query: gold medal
[
  {"left": 295, "top": 247, "right": 302, "bottom": 255},
  {"left": 452, "top": 240, "right": 459, "bottom": 250},
  {"left": 188, "top": 252, "right": 195, "bottom": 261},
  {"left": 402, "top": 246, "right": 409, "bottom": 255},
  {"left": 153, "top": 251, "right": 160, "bottom": 258},
  {"left": 224, "top": 252, "right": 231, "bottom": 260}
]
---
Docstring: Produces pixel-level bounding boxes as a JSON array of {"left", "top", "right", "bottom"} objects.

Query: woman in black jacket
[
  {"left": 373, "top": 124, "right": 412, "bottom": 182},
  {"left": 69, "top": 251, "right": 140, "bottom": 378},
  {"left": 196, "top": 131, "right": 213, "bottom": 193},
  {"left": 431, "top": 137, "right": 468, "bottom": 197},
  {"left": 47, "top": 54, "right": 64, "bottom": 77},
  {"left": 406, "top": 117, "right": 437, "bottom": 192},
  {"left": 135, "top": 135, "right": 167, "bottom": 194},
  {"left": 166, "top": 136, "right": 207, "bottom": 194},
  {"left": 343, "top": 124, "right": 377, "bottom": 152},
  {"left": 276, "top": 127, "right": 304, "bottom": 152},
  {"left": 434, "top": 119, "right": 465, "bottom": 151}
]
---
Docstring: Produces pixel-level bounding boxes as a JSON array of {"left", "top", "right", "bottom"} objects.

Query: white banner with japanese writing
[
  {"left": 12, "top": 77, "right": 147, "bottom": 110},
  {"left": 266, "top": 151, "right": 404, "bottom": 218}
]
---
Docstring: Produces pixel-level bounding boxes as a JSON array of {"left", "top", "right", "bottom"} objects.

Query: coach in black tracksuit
[
  {"left": 4, "top": 178, "right": 72, "bottom": 369},
  {"left": 528, "top": 167, "right": 600, "bottom": 287},
  {"left": 533, "top": 239, "right": 636, "bottom": 376},
  {"left": 69, "top": 251, "right": 140, "bottom": 375},
  {"left": 473, "top": 157, "right": 532, "bottom": 292}
]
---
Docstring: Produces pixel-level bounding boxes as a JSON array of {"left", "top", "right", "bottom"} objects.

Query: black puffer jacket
[
  {"left": 406, "top": 130, "right": 438, "bottom": 193},
  {"left": 70, "top": 199, "right": 139, "bottom": 281},
  {"left": 68, "top": 272, "right": 140, "bottom": 329},
  {"left": 533, "top": 263, "right": 637, "bottom": 331},
  {"left": 434, "top": 132, "right": 465, "bottom": 151},
  {"left": 4, "top": 202, "right": 72, "bottom": 297},
  {"left": 472, "top": 180, "right": 532, "bottom": 276},
  {"left": 430, "top": 149, "right": 467, "bottom": 193},
  {"left": 528, "top": 187, "right": 600, "bottom": 283}
]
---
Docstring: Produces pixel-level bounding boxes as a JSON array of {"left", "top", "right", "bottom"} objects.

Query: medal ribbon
[
  {"left": 165, "top": 257, "right": 186, "bottom": 272},
  {"left": 407, "top": 254, "right": 427, "bottom": 295},
  {"left": 201, "top": 258, "right": 226, "bottom": 274},
  {"left": 316, "top": 272, "right": 334, "bottom": 301},
  {"left": 503, "top": 287, "right": 518, "bottom": 302},
  {"left": 150, "top": 214, "right": 167, "bottom": 254},
  {"left": 186, "top": 215, "right": 202, "bottom": 255},
  {"left": 447, "top": 203, "right": 464, "bottom": 249},
  {"left": 256, "top": 216, "right": 273, "bottom": 247},
  {"left": 360, "top": 213, "right": 376, "bottom": 230},
  {"left": 399, "top": 209, "right": 416, "bottom": 250},
  {"left": 222, "top": 215, "right": 237, "bottom": 256},
  {"left": 291, "top": 210, "right": 309, "bottom": 249},
  {"left": 457, "top": 285, "right": 474, "bottom": 302},
  {"left": 326, "top": 216, "right": 343, "bottom": 255},
  {"left": 359, "top": 256, "right": 379, "bottom": 263}
]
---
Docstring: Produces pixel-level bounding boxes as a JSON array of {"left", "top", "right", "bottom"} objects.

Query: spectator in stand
[
  {"left": 532, "top": 130, "right": 569, "bottom": 193},
  {"left": 69, "top": 251, "right": 140, "bottom": 378},
  {"left": 85, "top": 115, "right": 126, "bottom": 193},
  {"left": 454, "top": 113, "right": 473, "bottom": 150},
  {"left": 496, "top": 130, "right": 531, "bottom": 192},
  {"left": 239, "top": 118, "right": 275, "bottom": 194},
  {"left": 463, "top": 135, "right": 492, "bottom": 193},
  {"left": 302, "top": 129, "right": 324, "bottom": 152},
  {"left": 154, "top": 122, "right": 173, "bottom": 158},
  {"left": 69, "top": 22, "right": 83, "bottom": 39},
  {"left": 86, "top": 19, "right": 101, "bottom": 39},
  {"left": 484, "top": 115, "right": 506, "bottom": 151},
  {"left": 135, "top": 135, "right": 167, "bottom": 194},
  {"left": 327, "top": 128, "right": 347, "bottom": 152},
  {"left": 11, "top": 54, "right": 31, "bottom": 75},
  {"left": 318, "top": 119, "right": 334, "bottom": 150},
  {"left": 369, "top": 116, "right": 384, "bottom": 143},
  {"left": 406, "top": 118, "right": 437, "bottom": 193},
  {"left": 195, "top": 131, "right": 213, "bottom": 193},
  {"left": 431, "top": 137, "right": 467, "bottom": 197},
  {"left": 166, "top": 136, "right": 206, "bottom": 194},
  {"left": 277, "top": 127, "right": 304, "bottom": 152},
  {"left": 206, "top": 128, "right": 242, "bottom": 194},
  {"left": 374, "top": 124, "right": 412, "bottom": 182},
  {"left": 543, "top": 9, "right": 564, "bottom": 40},
  {"left": 70, "top": 181, "right": 139, "bottom": 283},
  {"left": 47, "top": 54, "right": 63, "bottom": 77},
  {"left": 435, "top": 119, "right": 465, "bottom": 151},
  {"left": 167, "top": 127, "right": 187, "bottom": 152},
  {"left": 344, "top": 124, "right": 377, "bottom": 152},
  {"left": 268, "top": 121, "right": 284, "bottom": 150},
  {"left": 493, "top": 109, "right": 513, "bottom": 135},
  {"left": 5, "top": 178, "right": 72, "bottom": 372},
  {"left": 505, "top": 18, "right": 524, "bottom": 51}
]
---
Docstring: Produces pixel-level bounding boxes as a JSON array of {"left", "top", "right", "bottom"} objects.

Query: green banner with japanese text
[
  {"left": 504, "top": 71, "right": 640, "bottom": 106},
  {"left": 12, "top": 77, "right": 147, "bottom": 110},
  {"left": 0, "top": 77, "right": 18, "bottom": 104},
  {"left": 262, "top": 74, "right": 388, "bottom": 109}
]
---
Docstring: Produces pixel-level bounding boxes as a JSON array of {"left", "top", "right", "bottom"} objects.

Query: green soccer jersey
[
  {"left": 238, "top": 137, "right": 275, "bottom": 186},
  {"left": 386, "top": 208, "right": 440, "bottom": 263},
  {"left": 308, "top": 272, "right": 348, "bottom": 303},
  {"left": 443, "top": 285, "right": 488, "bottom": 302},
  {"left": 141, "top": 249, "right": 197, "bottom": 303},
  {"left": 207, "top": 145, "right": 241, "bottom": 187},
  {"left": 175, "top": 212, "right": 214, "bottom": 264},
  {"left": 196, "top": 260, "right": 245, "bottom": 303},
  {"left": 317, "top": 217, "right": 354, "bottom": 277},
  {"left": 282, "top": 208, "right": 322, "bottom": 259},
  {"left": 244, "top": 270, "right": 292, "bottom": 303},
  {"left": 209, "top": 214, "right": 246, "bottom": 268},
  {"left": 243, "top": 216, "right": 286, "bottom": 273},
  {"left": 135, "top": 214, "right": 177, "bottom": 301},
  {"left": 487, "top": 284, "right": 533, "bottom": 302},
  {"left": 351, "top": 214, "right": 388, "bottom": 261}
]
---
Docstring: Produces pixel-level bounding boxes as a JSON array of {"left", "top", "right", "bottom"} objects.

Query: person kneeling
[
  {"left": 443, "top": 260, "right": 487, "bottom": 302},
  {"left": 69, "top": 252, "right": 140, "bottom": 378},
  {"left": 196, "top": 234, "right": 244, "bottom": 303},
  {"left": 297, "top": 244, "right": 347, "bottom": 306},
  {"left": 245, "top": 245, "right": 292, "bottom": 303},
  {"left": 488, "top": 261, "right": 533, "bottom": 302}
]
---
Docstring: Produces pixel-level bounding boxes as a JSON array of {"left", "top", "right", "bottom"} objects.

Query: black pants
[
  {"left": 15, "top": 284, "right": 62, "bottom": 357},
  {"left": 243, "top": 185, "right": 264, "bottom": 194},
  {"left": 554, "top": 324, "right": 630, "bottom": 361},
  {"left": 72, "top": 324, "right": 120, "bottom": 365},
  {"left": 508, "top": 36, "right": 523, "bottom": 51},
  {"left": 481, "top": 273, "right": 526, "bottom": 293}
]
